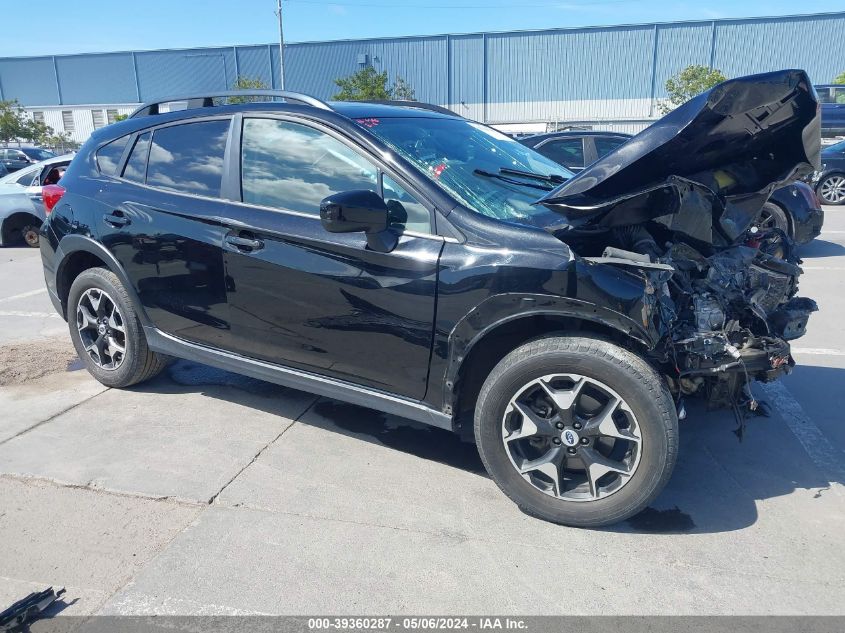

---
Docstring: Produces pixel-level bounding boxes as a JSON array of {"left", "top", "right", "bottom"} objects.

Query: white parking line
[
  {"left": 0, "top": 288, "right": 47, "bottom": 303},
  {"left": 759, "top": 382, "right": 845, "bottom": 496},
  {"left": 792, "top": 347, "right": 845, "bottom": 357},
  {"left": 0, "top": 311, "right": 59, "bottom": 318},
  {"left": 820, "top": 230, "right": 845, "bottom": 235},
  {"left": 802, "top": 266, "right": 845, "bottom": 271}
]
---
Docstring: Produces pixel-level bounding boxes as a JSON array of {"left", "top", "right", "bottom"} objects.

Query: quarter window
[
  {"left": 594, "top": 137, "right": 628, "bottom": 158},
  {"left": 96, "top": 136, "right": 129, "bottom": 175},
  {"left": 122, "top": 132, "right": 151, "bottom": 182},
  {"left": 382, "top": 175, "right": 431, "bottom": 234},
  {"left": 146, "top": 120, "right": 230, "bottom": 197},
  {"left": 15, "top": 168, "right": 38, "bottom": 187},
  {"left": 241, "top": 118, "right": 378, "bottom": 215}
]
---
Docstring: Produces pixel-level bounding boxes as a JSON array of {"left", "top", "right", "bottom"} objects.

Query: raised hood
[{"left": 539, "top": 69, "right": 821, "bottom": 242}]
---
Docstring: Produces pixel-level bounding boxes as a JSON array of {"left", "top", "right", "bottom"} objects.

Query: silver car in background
[{"left": 0, "top": 154, "right": 74, "bottom": 248}]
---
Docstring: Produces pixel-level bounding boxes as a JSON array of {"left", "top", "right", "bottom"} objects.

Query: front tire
[
  {"left": 67, "top": 267, "right": 168, "bottom": 388},
  {"left": 474, "top": 335, "right": 678, "bottom": 528},
  {"left": 757, "top": 202, "right": 791, "bottom": 237}
]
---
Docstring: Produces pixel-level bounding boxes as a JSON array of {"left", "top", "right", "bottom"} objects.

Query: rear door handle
[
  {"left": 103, "top": 212, "right": 130, "bottom": 227},
  {"left": 225, "top": 234, "right": 264, "bottom": 252}
]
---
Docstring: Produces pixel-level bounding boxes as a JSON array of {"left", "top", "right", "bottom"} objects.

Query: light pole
[{"left": 275, "top": 0, "right": 286, "bottom": 90}]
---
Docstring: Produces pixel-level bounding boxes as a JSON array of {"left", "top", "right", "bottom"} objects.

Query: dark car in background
[
  {"left": 522, "top": 130, "right": 823, "bottom": 244},
  {"left": 0, "top": 146, "right": 57, "bottom": 173},
  {"left": 520, "top": 130, "right": 632, "bottom": 172},
  {"left": 813, "top": 139, "right": 845, "bottom": 205},
  {"left": 815, "top": 84, "right": 845, "bottom": 138}
]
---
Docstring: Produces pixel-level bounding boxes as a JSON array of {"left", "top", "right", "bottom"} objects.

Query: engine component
[{"left": 693, "top": 295, "right": 726, "bottom": 331}]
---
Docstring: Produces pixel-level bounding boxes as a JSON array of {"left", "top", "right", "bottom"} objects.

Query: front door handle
[
  {"left": 103, "top": 212, "right": 130, "bottom": 228},
  {"left": 225, "top": 234, "right": 264, "bottom": 252}
]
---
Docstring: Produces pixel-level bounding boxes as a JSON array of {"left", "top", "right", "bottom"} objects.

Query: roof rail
[
  {"left": 129, "top": 90, "right": 333, "bottom": 118},
  {"left": 357, "top": 100, "right": 461, "bottom": 118}
]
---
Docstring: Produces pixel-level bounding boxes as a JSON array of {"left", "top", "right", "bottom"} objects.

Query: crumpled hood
[{"left": 538, "top": 69, "right": 821, "bottom": 242}]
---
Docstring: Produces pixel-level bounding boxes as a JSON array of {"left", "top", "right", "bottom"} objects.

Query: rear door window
[
  {"left": 146, "top": 120, "right": 230, "bottom": 197},
  {"left": 122, "top": 132, "right": 151, "bottom": 183},
  {"left": 537, "top": 138, "right": 585, "bottom": 170}
]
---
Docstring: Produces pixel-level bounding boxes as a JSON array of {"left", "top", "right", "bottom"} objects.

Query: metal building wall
[{"left": 2, "top": 10, "right": 843, "bottom": 140}]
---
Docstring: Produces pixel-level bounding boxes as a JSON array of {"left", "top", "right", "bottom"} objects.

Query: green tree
[
  {"left": 391, "top": 75, "right": 415, "bottom": 101},
  {"left": 22, "top": 118, "right": 53, "bottom": 145},
  {"left": 659, "top": 65, "right": 728, "bottom": 114},
  {"left": 332, "top": 67, "right": 392, "bottom": 101},
  {"left": 44, "top": 131, "right": 79, "bottom": 153},
  {"left": 0, "top": 99, "right": 27, "bottom": 144},
  {"left": 113, "top": 113, "right": 128, "bottom": 122},
  {"left": 228, "top": 76, "right": 270, "bottom": 103},
  {"left": 833, "top": 71, "right": 845, "bottom": 84},
  {"left": 332, "top": 67, "right": 418, "bottom": 102}
]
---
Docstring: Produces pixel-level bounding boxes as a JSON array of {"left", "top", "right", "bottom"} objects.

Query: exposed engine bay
[
  {"left": 538, "top": 69, "right": 821, "bottom": 429},
  {"left": 559, "top": 204, "right": 816, "bottom": 426}
]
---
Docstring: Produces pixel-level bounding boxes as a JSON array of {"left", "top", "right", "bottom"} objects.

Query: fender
[
  {"left": 53, "top": 234, "right": 152, "bottom": 327},
  {"left": 440, "top": 292, "right": 661, "bottom": 412}
]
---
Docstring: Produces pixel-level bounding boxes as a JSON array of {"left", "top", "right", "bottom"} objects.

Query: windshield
[
  {"left": 358, "top": 116, "right": 572, "bottom": 221},
  {"left": 22, "top": 148, "right": 55, "bottom": 161}
]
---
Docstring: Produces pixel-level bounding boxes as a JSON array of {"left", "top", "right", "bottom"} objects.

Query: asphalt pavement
[{"left": 0, "top": 210, "right": 843, "bottom": 617}]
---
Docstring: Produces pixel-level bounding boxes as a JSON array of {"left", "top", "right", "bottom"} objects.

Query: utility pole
[{"left": 275, "top": 0, "right": 286, "bottom": 90}]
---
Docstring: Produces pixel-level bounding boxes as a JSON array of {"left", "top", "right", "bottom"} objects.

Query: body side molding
[{"left": 145, "top": 327, "right": 455, "bottom": 431}]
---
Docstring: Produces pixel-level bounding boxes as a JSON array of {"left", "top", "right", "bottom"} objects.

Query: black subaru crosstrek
[{"left": 40, "top": 70, "right": 819, "bottom": 527}]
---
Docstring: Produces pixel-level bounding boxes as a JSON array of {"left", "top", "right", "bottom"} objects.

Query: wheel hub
[
  {"left": 561, "top": 428, "right": 580, "bottom": 447},
  {"left": 75, "top": 288, "right": 127, "bottom": 371},
  {"left": 501, "top": 373, "right": 642, "bottom": 502}
]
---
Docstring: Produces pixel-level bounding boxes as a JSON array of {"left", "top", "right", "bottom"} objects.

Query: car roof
[
  {"left": 525, "top": 130, "right": 633, "bottom": 142},
  {"left": 328, "top": 101, "right": 460, "bottom": 119}
]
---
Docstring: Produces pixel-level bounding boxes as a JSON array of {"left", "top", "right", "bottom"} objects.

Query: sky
[{"left": 0, "top": 0, "right": 841, "bottom": 57}]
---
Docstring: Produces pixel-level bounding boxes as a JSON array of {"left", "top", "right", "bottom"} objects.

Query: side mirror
[{"left": 320, "top": 190, "right": 397, "bottom": 253}]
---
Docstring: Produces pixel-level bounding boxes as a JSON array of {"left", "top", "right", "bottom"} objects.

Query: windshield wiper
[
  {"left": 499, "top": 167, "right": 567, "bottom": 184},
  {"left": 473, "top": 169, "right": 555, "bottom": 191}
]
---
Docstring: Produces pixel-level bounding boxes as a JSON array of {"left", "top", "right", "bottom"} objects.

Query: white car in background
[{"left": 0, "top": 154, "right": 74, "bottom": 248}]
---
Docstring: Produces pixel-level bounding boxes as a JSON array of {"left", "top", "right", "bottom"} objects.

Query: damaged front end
[{"left": 539, "top": 70, "right": 821, "bottom": 427}]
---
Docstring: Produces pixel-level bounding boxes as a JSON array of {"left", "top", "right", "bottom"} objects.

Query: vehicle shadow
[
  {"left": 799, "top": 239, "right": 845, "bottom": 258},
  {"left": 122, "top": 359, "right": 844, "bottom": 536}
]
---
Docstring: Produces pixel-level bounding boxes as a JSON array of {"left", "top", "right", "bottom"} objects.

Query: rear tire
[
  {"left": 817, "top": 174, "right": 845, "bottom": 205},
  {"left": 474, "top": 335, "right": 678, "bottom": 528},
  {"left": 21, "top": 225, "right": 40, "bottom": 248},
  {"left": 67, "top": 267, "right": 168, "bottom": 388}
]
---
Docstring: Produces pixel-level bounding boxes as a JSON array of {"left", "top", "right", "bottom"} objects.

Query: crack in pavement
[
  {"left": 0, "top": 388, "right": 110, "bottom": 447},
  {"left": 207, "top": 395, "right": 319, "bottom": 505},
  {"left": 0, "top": 473, "right": 207, "bottom": 508}
]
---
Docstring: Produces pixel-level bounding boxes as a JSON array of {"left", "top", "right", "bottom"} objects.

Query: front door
[{"left": 221, "top": 116, "right": 441, "bottom": 400}]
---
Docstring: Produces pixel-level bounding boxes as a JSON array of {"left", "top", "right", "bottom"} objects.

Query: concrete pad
[
  {"left": 0, "top": 363, "right": 316, "bottom": 503},
  {"left": 217, "top": 398, "right": 845, "bottom": 602},
  {"left": 0, "top": 477, "right": 201, "bottom": 615},
  {"left": 99, "top": 504, "right": 845, "bottom": 615},
  {"left": 0, "top": 368, "right": 108, "bottom": 443},
  {"left": 217, "top": 398, "right": 490, "bottom": 535}
]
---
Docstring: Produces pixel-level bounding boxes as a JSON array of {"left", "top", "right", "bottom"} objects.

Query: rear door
[
  {"left": 94, "top": 118, "right": 233, "bottom": 348},
  {"left": 220, "top": 114, "right": 441, "bottom": 399}
]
